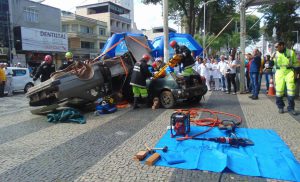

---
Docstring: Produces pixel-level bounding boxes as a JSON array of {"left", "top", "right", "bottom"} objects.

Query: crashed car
[
  {"left": 26, "top": 34, "right": 151, "bottom": 114},
  {"left": 147, "top": 55, "right": 207, "bottom": 109}
]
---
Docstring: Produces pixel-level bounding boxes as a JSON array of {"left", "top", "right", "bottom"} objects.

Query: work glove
[{"left": 166, "top": 66, "right": 174, "bottom": 73}]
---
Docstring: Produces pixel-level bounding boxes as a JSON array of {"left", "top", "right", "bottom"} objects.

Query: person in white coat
[
  {"left": 218, "top": 55, "right": 228, "bottom": 91},
  {"left": 200, "top": 59, "right": 211, "bottom": 91},
  {"left": 211, "top": 58, "right": 221, "bottom": 91}
]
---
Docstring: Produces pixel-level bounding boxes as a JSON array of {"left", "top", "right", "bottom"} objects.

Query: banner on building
[{"left": 21, "top": 27, "right": 68, "bottom": 52}]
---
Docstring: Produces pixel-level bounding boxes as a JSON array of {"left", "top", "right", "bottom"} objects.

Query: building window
[
  {"left": 71, "top": 24, "right": 78, "bottom": 32},
  {"left": 99, "top": 28, "right": 106, "bottom": 36},
  {"left": 23, "top": 7, "right": 39, "bottom": 23},
  {"left": 62, "top": 25, "right": 68, "bottom": 32},
  {"left": 80, "top": 25, "right": 92, "bottom": 34},
  {"left": 81, "top": 41, "right": 94, "bottom": 49},
  {"left": 116, "top": 21, "right": 120, "bottom": 28},
  {"left": 99, "top": 42, "right": 105, "bottom": 49}
]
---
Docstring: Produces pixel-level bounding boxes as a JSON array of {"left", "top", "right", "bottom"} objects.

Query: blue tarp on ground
[
  {"left": 153, "top": 126, "right": 300, "bottom": 181},
  {"left": 151, "top": 33, "right": 203, "bottom": 58},
  {"left": 100, "top": 32, "right": 154, "bottom": 58}
]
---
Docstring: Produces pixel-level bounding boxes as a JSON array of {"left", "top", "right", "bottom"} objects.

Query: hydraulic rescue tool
[
  {"left": 153, "top": 54, "right": 182, "bottom": 79},
  {"left": 170, "top": 111, "right": 190, "bottom": 137},
  {"left": 188, "top": 137, "right": 254, "bottom": 148}
]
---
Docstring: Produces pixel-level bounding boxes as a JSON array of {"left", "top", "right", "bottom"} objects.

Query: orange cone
[{"left": 267, "top": 78, "right": 276, "bottom": 96}]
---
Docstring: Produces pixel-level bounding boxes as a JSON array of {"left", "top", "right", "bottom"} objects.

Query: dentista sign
[{"left": 21, "top": 27, "right": 68, "bottom": 52}]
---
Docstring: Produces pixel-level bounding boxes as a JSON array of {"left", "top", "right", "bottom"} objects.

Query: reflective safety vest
[{"left": 275, "top": 48, "right": 298, "bottom": 69}]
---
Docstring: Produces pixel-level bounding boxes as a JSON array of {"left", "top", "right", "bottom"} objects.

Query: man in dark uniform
[
  {"left": 169, "top": 40, "right": 194, "bottom": 76},
  {"left": 130, "top": 54, "right": 153, "bottom": 109},
  {"left": 59, "top": 51, "right": 74, "bottom": 70},
  {"left": 33, "top": 55, "right": 56, "bottom": 82}
]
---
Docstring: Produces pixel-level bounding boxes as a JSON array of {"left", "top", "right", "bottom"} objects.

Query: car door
[{"left": 11, "top": 69, "right": 27, "bottom": 91}]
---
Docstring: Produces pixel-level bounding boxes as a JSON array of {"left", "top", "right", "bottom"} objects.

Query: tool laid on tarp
[
  {"left": 47, "top": 108, "right": 86, "bottom": 124},
  {"left": 185, "top": 136, "right": 254, "bottom": 148},
  {"left": 153, "top": 126, "right": 300, "bottom": 182},
  {"left": 170, "top": 111, "right": 190, "bottom": 137},
  {"left": 173, "top": 108, "right": 253, "bottom": 148}
]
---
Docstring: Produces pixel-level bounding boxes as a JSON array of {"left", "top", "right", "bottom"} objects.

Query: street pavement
[{"left": 0, "top": 91, "right": 299, "bottom": 182}]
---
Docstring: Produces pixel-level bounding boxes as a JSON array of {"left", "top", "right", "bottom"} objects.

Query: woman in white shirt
[
  {"left": 226, "top": 56, "right": 237, "bottom": 94},
  {"left": 211, "top": 58, "right": 221, "bottom": 91},
  {"left": 200, "top": 59, "right": 211, "bottom": 91}
]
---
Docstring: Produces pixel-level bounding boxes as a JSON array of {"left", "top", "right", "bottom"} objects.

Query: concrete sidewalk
[{"left": 0, "top": 91, "right": 299, "bottom": 181}]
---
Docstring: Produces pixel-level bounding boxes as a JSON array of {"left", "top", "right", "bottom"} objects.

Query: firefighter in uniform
[
  {"left": 59, "top": 52, "right": 74, "bottom": 70},
  {"left": 33, "top": 55, "right": 56, "bottom": 82},
  {"left": 273, "top": 42, "right": 298, "bottom": 115},
  {"left": 130, "top": 54, "right": 153, "bottom": 109},
  {"left": 169, "top": 40, "right": 194, "bottom": 76}
]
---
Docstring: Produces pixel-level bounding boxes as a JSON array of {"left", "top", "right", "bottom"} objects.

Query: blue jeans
[
  {"left": 250, "top": 72, "right": 259, "bottom": 97},
  {"left": 265, "top": 72, "right": 273, "bottom": 91},
  {"left": 258, "top": 73, "right": 262, "bottom": 92},
  {"left": 221, "top": 75, "right": 226, "bottom": 90}
]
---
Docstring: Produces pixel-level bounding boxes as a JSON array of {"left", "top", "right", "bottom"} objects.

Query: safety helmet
[
  {"left": 142, "top": 54, "right": 151, "bottom": 61},
  {"left": 44, "top": 55, "right": 52, "bottom": 63},
  {"left": 155, "top": 57, "right": 162, "bottom": 62},
  {"left": 169, "top": 40, "right": 177, "bottom": 48},
  {"left": 65, "top": 52, "right": 73, "bottom": 59},
  {"left": 152, "top": 62, "right": 157, "bottom": 68}
]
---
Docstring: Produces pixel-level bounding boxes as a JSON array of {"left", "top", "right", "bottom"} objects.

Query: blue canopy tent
[
  {"left": 151, "top": 33, "right": 203, "bottom": 58},
  {"left": 100, "top": 32, "right": 155, "bottom": 58}
]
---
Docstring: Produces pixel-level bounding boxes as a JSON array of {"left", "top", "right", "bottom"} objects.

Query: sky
[{"left": 42, "top": 0, "right": 178, "bottom": 31}]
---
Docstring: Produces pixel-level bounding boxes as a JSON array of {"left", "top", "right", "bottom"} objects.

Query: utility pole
[
  {"left": 6, "top": 11, "right": 12, "bottom": 65},
  {"left": 163, "top": 0, "right": 169, "bottom": 62},
  {"left": 239, "top": 0, "right": 246, "bottom": 93},
  {"left": 203, "top": 2, "right": 206, "bottom": 58},
  {"left": 8, "top": 0, "right": 14, "bottom": 65}
]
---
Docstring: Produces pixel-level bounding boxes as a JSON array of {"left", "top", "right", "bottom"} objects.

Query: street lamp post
[{"left": 202, "top": 0, "right": 216, "bottom": 58}]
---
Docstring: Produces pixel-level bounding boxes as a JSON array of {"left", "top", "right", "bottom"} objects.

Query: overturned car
[
  {"left": 27, "top": 34, "right": 148, "bottom": 114},
  {"left": 27, "top": 33, "right": 207, "bottom": 113}
]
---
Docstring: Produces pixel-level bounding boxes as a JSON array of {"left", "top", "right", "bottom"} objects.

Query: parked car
[{"left": 5, "top": 67, "right": 34, "bottom": 93}]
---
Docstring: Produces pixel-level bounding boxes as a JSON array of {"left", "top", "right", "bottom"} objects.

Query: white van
[{"left": 5, "top": 67, "right": 34, "bottom": 93}]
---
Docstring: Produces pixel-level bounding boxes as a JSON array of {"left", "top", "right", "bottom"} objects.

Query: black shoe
[
  {"left": 252, "top": 96, "right": 258, "bottom": 100},
  {"left": 289, "top": 110, "right": 297, "bottom": 116},
  {"left": 278, "top": 108, "right": 284, "bottom": 114},
  {"left": 248, "top": 95, "right": 253, "bottom": 98},
  {"left": 133, "top": 97, "right": 140, "bottom": 109}
]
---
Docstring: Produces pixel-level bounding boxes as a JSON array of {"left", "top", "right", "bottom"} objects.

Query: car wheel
[
  {"left": 24, "top": 83, "right": 34, "bottom": 93},
  {"left": 160, "top": 91, "right": 175, "bottom": 109}
]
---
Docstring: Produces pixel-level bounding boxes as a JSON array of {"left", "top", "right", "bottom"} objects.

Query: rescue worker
[
  {"left": 169, "top": 40, "right": 194, "bottom": 76},
  {"left": 272, "top": 42, "right": 298, "bottom": 115},
  {"left": 33, "top": 55, "right": 56, "bottom": 82},
  {"left": 130, "top": 54, "right": 153, "bottom": 109},
  {"left": 152, "top": 57, "right": 166, "bottom": 78},
  {"left": 59, "top": 51, "right": 74, "bottom": 70},
  {"left": 0, "top": 63, "right": 6, "bottom": 97}
]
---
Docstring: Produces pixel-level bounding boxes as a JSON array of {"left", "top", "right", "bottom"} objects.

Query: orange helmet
[
  {"left": 170, "top": 40, "right": 177, "bottom": 48},
  {"left": 142, "top": 54, "right": 151, "bottom": 61},
  {"left": 44, "top": 55, "right": 52, "bottom": 63}
]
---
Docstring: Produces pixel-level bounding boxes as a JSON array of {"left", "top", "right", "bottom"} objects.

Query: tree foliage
[
  {"left": 142, "top": 0, "right": 261, "bottom": 53},
  {"left": 259, "top": 1, "right": 300, "bottom": 46}
]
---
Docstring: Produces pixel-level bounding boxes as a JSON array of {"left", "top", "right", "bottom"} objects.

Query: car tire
[
  {"left": 160, "top": 90, "right": 175, "bottom": 109},
  {"left": 24, "top": 83, "right": 34, "bottom": 93}
]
